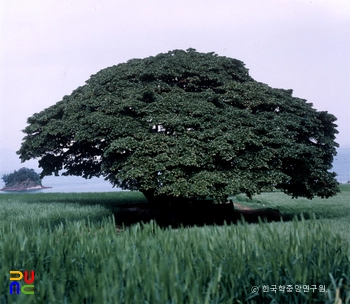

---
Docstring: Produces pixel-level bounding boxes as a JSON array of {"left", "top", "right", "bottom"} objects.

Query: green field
[
  {"left": 0, "top": 185, "right": 349, "bottom": 303},
  {"left": 233, "top": 184, "right": 350, "bottom": 247}
]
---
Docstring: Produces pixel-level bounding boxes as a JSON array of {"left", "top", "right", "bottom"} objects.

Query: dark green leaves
[
  {"left": 18, "top": 49, "right": 339, "bottom": 201},
  {"left": 2, "top": 168, "right": 42, "bottom": 187}
]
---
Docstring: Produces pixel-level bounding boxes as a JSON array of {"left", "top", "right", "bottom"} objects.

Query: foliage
[
  {"left": 17, "top": 49, "right": 339, "bottom": 203},
  {"left": 1, "top": 167, "right": 42, "bottom": 188}
]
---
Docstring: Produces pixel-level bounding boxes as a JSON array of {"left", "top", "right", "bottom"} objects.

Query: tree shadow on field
[
  {"left": 112, "top": 200, "right": 285, "bottom": 229},
  {"left": 24, "top": 192, "right": 310, "bottom": 229}
]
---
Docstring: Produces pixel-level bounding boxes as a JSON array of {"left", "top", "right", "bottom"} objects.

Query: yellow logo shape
[{"left": 10, "top": 271, "right": 23, "bottom": 281}]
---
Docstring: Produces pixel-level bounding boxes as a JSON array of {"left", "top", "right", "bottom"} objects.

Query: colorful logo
[{"left": 9, "top": 270, "right": 35, "bottom": 295}]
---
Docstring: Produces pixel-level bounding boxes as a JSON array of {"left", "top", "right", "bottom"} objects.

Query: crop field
[{"left": 0, "top": 185, "right": 349, "bottom": 303}]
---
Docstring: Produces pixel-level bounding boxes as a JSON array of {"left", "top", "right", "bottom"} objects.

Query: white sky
[{"left": 1, "top": 0, "right": 349, "bottom": 171}]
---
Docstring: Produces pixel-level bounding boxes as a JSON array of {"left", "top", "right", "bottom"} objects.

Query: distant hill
[{"left": 1, "top": 167, "right": 51, "bottom": 192}]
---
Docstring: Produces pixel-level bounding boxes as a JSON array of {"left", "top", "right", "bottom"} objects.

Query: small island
[{"left": 1, "top": 167, "right": 52, "bottom": 191}]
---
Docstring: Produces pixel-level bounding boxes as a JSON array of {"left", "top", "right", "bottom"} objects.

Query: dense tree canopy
[
  {"left": 2, "top": 167, "right": 42, "bottom": 188},
  {"left": 18, "top": 49, "right": 339, "bottom": 203}
]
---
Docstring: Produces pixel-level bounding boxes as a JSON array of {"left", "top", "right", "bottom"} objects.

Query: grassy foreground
[
  {"left": 234, "top": 184, "right": 350, "bottom": 247},
  {"left": 0, "top": 185, "right": 349, "bottom": 303}
]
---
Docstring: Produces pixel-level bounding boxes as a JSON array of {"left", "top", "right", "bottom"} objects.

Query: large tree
[{"left": 18, "top": 49, "right": 339, "bottom": 204}]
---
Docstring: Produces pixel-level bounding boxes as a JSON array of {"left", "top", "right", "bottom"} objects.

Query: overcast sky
[{"left": 0, "top": 0, "right": 349, "bottom": 171}]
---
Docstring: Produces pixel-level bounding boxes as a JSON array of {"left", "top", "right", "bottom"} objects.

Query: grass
[
  {"left": 1, "top": 217, "right": 349, "bottom": 303},
  {"left": 0, "top": 191, "right": 147, "bottom": 206},
  {"left": 235, "top": 184, "right": 350, "bottom": 219},
  {"left": 0, "top": 191, "right": 147, "bottom": 229},
  {"left": 234, "top": 184, "right": 350, "bottom": 246},
  {"left": 0, "top": 185, "right": 349, "bottom": 303}
]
